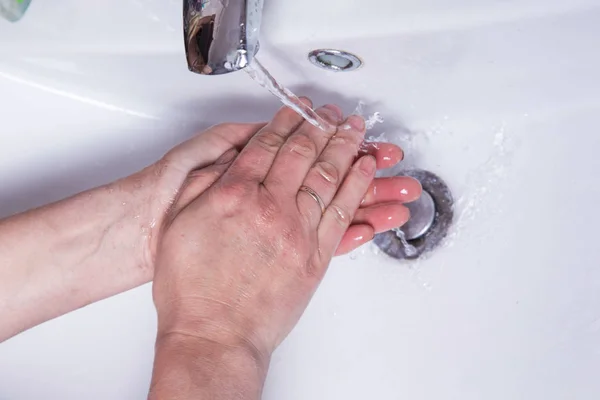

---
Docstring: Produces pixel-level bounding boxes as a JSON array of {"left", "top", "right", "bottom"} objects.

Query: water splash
[
  {"left": 446, "top": 123, "right": 516, "bottom": 246},
  {"left": 354, "top": 101, "right": 386, "bottom": 131},
  {"left": 346, "top": 103, "right": 520, "bottom": 293},
  {"left": 245, "top": 58, "right": 335, "bottom": 133},
  {"left": 393, "top": 228, "right": 418, "bottom": 257}
]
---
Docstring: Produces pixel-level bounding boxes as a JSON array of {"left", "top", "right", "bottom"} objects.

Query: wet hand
[
  {"left": 151, "top": 101, "right": 421, "bottom": 363},
  {"left": 144, "top": 104, "right": 420, "bottom": 261}
]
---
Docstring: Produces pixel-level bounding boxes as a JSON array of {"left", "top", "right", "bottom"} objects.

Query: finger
[
  {"left": 169, "top": 148, "right": 238, "bottom": 216},
  {"left": 361, "top": 177, "right": 422, "bottom": 207},
  {"left": 263, "top": 104, "right": 343, "bottom": 194},
  {"left": 318, "top": 155, "right": 376, "bottom": 262},
  {"left": 298, "top": 115, "right": 366, "bottom": 226},
  {"left": 353, "top": 202, "right": 411, "bottom": 233},
  {"left": 359, "top": 142, "right": 404, "bottom": 169},
  {"left": 225, "top": 98, "right": 312, "bottom": 183},
  {"left": 165, "top": 123, "right": 265, "bottom": 171},
  {"left": 334, "top": 224, "right": 374, "bottom": 256}
]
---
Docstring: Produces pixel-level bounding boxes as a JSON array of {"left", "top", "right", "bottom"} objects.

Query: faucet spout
[{"left": 184, "top": 0, "right": 264, "bottom": 76}]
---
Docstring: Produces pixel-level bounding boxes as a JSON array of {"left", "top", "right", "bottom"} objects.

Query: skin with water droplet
[{"left": 333, "top": 206, "right": 346, "bottom": 221}]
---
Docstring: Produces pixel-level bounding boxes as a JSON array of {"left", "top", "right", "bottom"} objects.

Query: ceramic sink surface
[{"left": 1, "top": 1, "right": 600, "bottom": 399}]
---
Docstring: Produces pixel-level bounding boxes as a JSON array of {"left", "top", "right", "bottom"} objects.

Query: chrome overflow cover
[{"left": 308, "top": 49, "right": 363, "bottom": 72}]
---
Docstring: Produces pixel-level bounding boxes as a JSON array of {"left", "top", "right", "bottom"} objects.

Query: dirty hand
[{"left": 149, "top": 102, "right": 421, "bottom": 398}]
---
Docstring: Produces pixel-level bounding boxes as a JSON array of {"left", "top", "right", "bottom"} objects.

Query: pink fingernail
[
  {"left": 343, "top": 115, "right": 366, "bottom": 132},
  {"left": 322, "top": 104, "right": 343, "bottom": 121}
]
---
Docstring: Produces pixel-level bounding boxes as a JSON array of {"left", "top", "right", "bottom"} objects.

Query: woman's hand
[
  {"left": 0, "top": 121, "right": 267, "bottom": 342},
  {"left": 138, "top": 108, "right": 416, "bottom": 271},
  {"left": 144, "top": 101, "right": 420, "bottom": 265},
  {"left": 149, "top": 102, "right": 421, "bottom": 399}
]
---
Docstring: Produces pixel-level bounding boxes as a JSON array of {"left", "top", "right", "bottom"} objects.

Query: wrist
[
  {"left": 153, "top": 295, "right": 272, "bottom": 364},
  {"left": 114, "top": 158, "right": 186, "bottom": 272},
  {"left": 150, "top": 331, "right": 268, "bottom": 400}
]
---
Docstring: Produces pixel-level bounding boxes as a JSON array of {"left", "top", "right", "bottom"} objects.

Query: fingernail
[
  {"left": 322, "top": 104, "right": 343, "bottom": 121},
  {"left": 299, "top": 96, "right": 313, "bottom": 107},
  {"left": 360, "top": 155, "right": 376, "bottom": 175},
  {"left": 319, "top": 105, "right": 343, "bottom": 123},
  {"left": 410, "top": 177, "right": 423, "bottom": 194},
  {"left": 388, "top": 145, "right": 404, "bottom": 162},
  {"left": 401, "top": 208, "right": 411, "bottom": 224},
  {"left": 216, "top": 148, "right": 238, "bottom": 165},
  {"left": 342, "top": 115, "right": 366, "bottom": 132},
  {"left": 397, "top": 178, "right": 422, "bottom": 202}
]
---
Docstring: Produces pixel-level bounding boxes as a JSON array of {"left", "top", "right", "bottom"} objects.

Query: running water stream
[{"left": 245, "top": 58, "right": 335, "bottom": 133}]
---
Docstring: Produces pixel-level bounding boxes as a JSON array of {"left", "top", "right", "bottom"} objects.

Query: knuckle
[
  {"left": 329, "top": 203, "right": 352, "bottom": 227},
  {"left": 313, "top": 160, "right": 340, "bottom": 186},
  {"left": 255, "top": 130, "right": 285, "bottom": 152},
  {"left": 214, "top": 182, "right": 250, "bottom": 211},
  {"left": 285, "top": 134, "right": 318, "bottom": 160}
]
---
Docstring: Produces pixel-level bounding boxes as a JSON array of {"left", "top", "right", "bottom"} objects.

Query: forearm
[
  {"left": 0, "top": 169, "right": 159, "bottom": 341},
  {"left": 149, "top": 333, "right": 268, "bottom": 400}
]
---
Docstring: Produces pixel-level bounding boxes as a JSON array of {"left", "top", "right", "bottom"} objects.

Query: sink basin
[{"left": 1, "top": 1, "right": 600, "bottom": 399}]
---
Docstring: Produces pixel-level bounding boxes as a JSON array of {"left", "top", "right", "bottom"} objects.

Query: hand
[
  {"left": 135, "top": 105, "right": 418, "bottom": 272},
  {"left": 143, "top": 101, "right": 419, "bottom": 265},
  {"left": 149, "top": 102, "right": 421, "bottom": 397},
  {"left": 137, "top": 122, "right": 267, "bottom": 270}
]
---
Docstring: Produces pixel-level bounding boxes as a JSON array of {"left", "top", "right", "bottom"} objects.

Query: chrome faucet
[{"left": 184, "top": 0, "right": 264, "bottom": 75}]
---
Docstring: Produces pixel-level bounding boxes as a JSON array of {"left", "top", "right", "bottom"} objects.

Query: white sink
[{"left": 1, "top": 1, "right": 600, "bottom": 399}]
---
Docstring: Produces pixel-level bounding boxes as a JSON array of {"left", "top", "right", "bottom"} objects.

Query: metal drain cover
[
  {"left": 374, "top": 169, "right": 454, "bottom": 260},
  {"left": 400, "top": 190, "right": 436, "bottom": 240}
]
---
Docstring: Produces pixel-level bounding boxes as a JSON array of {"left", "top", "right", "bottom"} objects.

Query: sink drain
[{"left": 374, "top": 169, "right": 454, "bottom": 260}]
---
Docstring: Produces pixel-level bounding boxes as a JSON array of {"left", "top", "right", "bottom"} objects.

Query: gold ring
[{"left": 299, "top": 185, "right": 326, "bottom": 215}]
